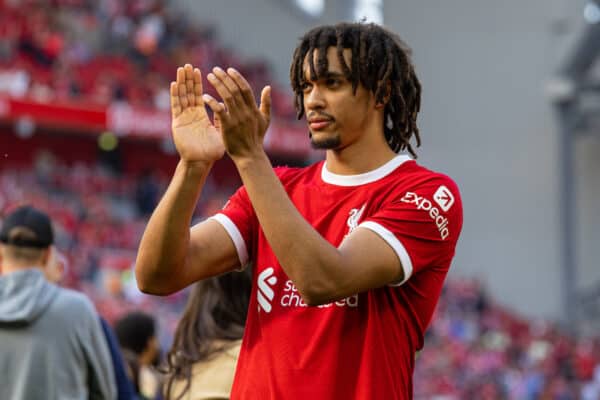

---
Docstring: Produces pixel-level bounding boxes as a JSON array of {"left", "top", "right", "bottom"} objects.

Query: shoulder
[
  {"left": 51, "top": 287, "right": 98, "bottom": 317},
  {"left": 390, "top": 161, "right": 461, "bottom": 203},
  {"left": 399, "top": 160, "right": 458, "bottom": 185},
  {"left": 221, "top": 339, "right": 242, "bottom": 360},
  {"left": 202, "top": 339, "right": 242, "bottom": 367},
  {"left": 194, "top": 340, "right": 241, "bottom": 372},
  {"left": 273, "top": 162, "right": 322, "bottom": 183},
  {"left": 176, "top": 340, "right": 242, "bottom": 399},
  {"left": 378, "top": 161, "right": 463, "bottom": 234}
]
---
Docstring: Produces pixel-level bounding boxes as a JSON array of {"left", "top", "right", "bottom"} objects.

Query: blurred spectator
[
  {"left": 2, "top": 163, "right": 600, "bottom": 398},
  {"left": 135, "top": 169, "right": 160, "bottom": 217},
  {"left": 115, "top": 311, "right": 162, "bottom": 400},
  {"left": 0, "top": 0, "right": 296, "bottom": 119},
  {"left": 101, "top": 317, "right": 138, "bottom": 400},
  {"left": 1, "top": 1, "right": 599, "bottom": 397},
  {"left": 163, "top": 267, "right": 252, "bottom": 400},
  {"left": 0, "top": 158, "right": 226, "bottom": 352},
  {"left": 0, "top": 205, "right": 116, "bottom": 400},
  {"left": 48, "top": 248, "right": 137, "bottom": 400},
  {"left": 413, "top": 278, "right": 600, "bottom": 399}
]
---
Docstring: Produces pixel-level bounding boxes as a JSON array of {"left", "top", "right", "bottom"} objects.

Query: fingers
[
  {"left": 259, "top": 86, "right": 272, "bottom": 123},
  {"left": 193, "top": 68, "right": 203, "bottom": 107},
  {"left": 202, "top": 94, "right": 227, "bottom": 122},
  {"left": 170, "top": 64, "right": 265, "bottom": 125},
  {"left": 176, "top": 66, "right": 185, "bottom": 85},
  {"left": 227, "top": 68, "right": 257, "bottom": 108},
  {"left": 175, "top": 66, "right": 188, "bottom": 108},
  {"left": 213, "top": 112, "right": 222, "bottom": 132},
  {"left": 207, "top": 67, "right": 242, "bottom": 111},
  {"left": 185, "top": 65, "right": 195, "bottom": 106},
  {"left": 170, "top": 82, "right": 181, "bottom": 118},
  {"left": 175, "top": 64, "right": 202, "bottom": 109},
  {"left": 178, "top": 79, "right": 189, "bottom": 108}
]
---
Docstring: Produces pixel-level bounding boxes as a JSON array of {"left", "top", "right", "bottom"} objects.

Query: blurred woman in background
[
  {"left": 164, "top": 267, "right": 252, "bottom": 400},
  {"left": 114, "top": 311, "right": 161, "bottom": 400}
]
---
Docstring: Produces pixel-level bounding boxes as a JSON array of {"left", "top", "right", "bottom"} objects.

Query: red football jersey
[{"left": 210, "top": 155, "right": 463, "bottom": 399}]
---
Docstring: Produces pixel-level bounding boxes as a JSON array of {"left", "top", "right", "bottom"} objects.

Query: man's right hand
[{"left": 170, "top": 64, "right": 225, "bottom": 165}]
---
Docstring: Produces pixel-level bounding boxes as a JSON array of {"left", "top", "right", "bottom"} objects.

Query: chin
[{"left": 309, "top": 131, "right": 342, "bottom": 150}]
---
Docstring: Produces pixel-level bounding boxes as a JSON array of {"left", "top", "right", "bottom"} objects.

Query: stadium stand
[
  {"left": 415, "top": 279, "right": 600, "bottom": 399},
  {"left": 1, "top": 1, "right": 599, "bottom": 399}
]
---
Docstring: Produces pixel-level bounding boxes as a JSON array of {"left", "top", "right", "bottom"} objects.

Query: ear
[
  {"left": 41, "top": 246, "right": 52, "bottom": 267},
  {"left": 375, "top": 81, "right": 392, "bottom": 109},
  {"left": 53, "top": 253, "right": 66, "bottom": 281},
  {"left": 44, "top": 246, "right": 66, "bottom": 283}
]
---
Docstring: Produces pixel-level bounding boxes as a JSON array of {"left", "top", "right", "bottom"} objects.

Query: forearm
[
  {"left": 135, "top": 159, "right": 211, "bottom": 294},
  {"left": 234, "top": 152, "right": 343, "bottom": 304}
]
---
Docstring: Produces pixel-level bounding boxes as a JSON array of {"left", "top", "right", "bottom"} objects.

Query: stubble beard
[{"left": 309, "top": 131, "right": 342, "bottom": 150}]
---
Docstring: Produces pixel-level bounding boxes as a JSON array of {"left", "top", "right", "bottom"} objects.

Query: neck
[
  {"left": 139, "top": 351, "right": 154, "bottom": 366},
  {"left": 1, "top": 264, "right": 43, "bottom": 276},
  {"left": 324, "top": 132, "right": 397, "bottom": 175}
]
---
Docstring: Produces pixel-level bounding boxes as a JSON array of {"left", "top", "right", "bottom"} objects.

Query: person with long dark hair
[{"left": 163, "top": 267, "right": 251, "bottom": 400}]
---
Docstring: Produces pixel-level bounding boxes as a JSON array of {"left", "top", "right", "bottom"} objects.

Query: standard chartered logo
[
  {"left": 257, "top": 267, "right": 277, "bottom": 313},
  {"left": 282, "top": 280, "right": 358, "bottom": 308},
  {"left": 256, "top": 267, "right": 359, "bottom": 312}
]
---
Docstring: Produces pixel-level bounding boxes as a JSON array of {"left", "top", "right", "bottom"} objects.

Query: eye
[
  {"left": 299, "top": 81, "right": 312, "bottom": 92},
  {"left": 325, "top": 77, "right": 341, "bottom": 87}
]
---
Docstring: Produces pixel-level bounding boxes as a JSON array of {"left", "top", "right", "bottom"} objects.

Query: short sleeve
[
  {"left": 359, "top": 176, "right": 462, "bottom": 285},
  {"left": 209, "top": 186, "right": 258, "bottom": 267}
]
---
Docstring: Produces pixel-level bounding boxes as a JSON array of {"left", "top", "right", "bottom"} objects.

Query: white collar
[{"left": 321, "top": 155, "right": 412, "bottom": 186}]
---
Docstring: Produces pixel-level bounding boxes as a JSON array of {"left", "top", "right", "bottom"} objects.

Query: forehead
[{"left": 302, "top": 46, "right": 352, "bottom": 79}]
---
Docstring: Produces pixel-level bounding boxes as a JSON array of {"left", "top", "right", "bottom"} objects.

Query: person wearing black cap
[{"left": 0, "top": 205, "right": 117, "bottom": 400}]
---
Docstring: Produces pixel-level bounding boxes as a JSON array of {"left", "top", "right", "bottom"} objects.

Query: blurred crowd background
[{"left": 1, "top": 0, "right": 599, "bottom": 399}]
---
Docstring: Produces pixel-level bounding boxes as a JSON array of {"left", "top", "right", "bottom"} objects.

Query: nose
[{"left": 304, "top": 85, "right": 325, "bottom": 111}]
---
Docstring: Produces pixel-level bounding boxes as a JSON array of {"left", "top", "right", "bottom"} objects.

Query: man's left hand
[{"left": 203, "top": 67, "right": 271, "bottom": 161}]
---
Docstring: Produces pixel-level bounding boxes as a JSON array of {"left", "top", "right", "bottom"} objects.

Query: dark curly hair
[{"left": 290, "top": 22, "right": 422, "bottom": 157}]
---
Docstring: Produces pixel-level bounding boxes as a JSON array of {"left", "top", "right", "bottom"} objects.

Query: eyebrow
[
  {"left": 302, "top": 70, "right": 346, "bottom": 82},
  {"left": 322, "top": 71, "right": 345, "bottom": 79}
]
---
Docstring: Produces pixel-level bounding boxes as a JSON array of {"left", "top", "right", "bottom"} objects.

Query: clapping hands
[{"left": 170, "top": 63, "right": 271, "bottom": 164}]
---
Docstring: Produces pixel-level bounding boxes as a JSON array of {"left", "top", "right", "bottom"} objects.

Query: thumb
[
  {"left": 259, "top": 86, "right": 271, "bottom": 123},
  {"left": 213, "top": 112, "right": 222, "bottom": 132}
]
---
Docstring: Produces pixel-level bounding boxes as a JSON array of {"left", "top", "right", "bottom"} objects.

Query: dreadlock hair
[{"left": 290, "top": 22, "right": 422, "bottom": 157}]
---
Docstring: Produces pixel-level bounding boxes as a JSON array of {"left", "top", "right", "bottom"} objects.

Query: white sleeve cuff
[
  {"left": 209, "top": 213, "right": 249, "bottom": 267},
  {"left": 358, "top": 221, "right": 413, "bottom": 286}
]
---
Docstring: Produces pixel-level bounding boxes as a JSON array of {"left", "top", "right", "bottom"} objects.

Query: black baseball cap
[{"left": 0, "top": 205, "right": 54, "bottom": 248}]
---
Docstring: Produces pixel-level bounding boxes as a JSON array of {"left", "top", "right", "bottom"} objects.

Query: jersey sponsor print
[
  {"left": 212, "top": 155, "right": 463, "bottom": 399},
  {"left": 400, "top": 186, "right": 453, "bottom": 240}
]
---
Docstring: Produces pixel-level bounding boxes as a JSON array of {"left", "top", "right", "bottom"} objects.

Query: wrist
[
  {"left": 231, "top": 150, "right": 269, "bottom": 170},
  {"left": 178, "top": 159, "right": 212, "bottom": 176}
]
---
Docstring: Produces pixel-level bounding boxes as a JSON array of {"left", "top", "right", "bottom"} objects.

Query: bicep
[
  {"left": 180, "top": 218, "right": 243, "bottom": 285},
  {"left": 334, "top": 227, "right": 405, "bottom": 297}
]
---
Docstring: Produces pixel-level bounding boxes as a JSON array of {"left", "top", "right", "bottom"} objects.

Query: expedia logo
[
  {"left": 401, "top": 190, "right": 451, "bottom": 240},
  {"left": 257, "top": 267, "right": 277, "bottom": 313},
  {"left": 433, "top": 185, "right": 455, "bottom": 212}
]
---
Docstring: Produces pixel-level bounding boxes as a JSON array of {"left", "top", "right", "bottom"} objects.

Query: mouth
[
  {"left": 309, "top": 121, "right": 332, "bottom": 131},
  {"left": 308, "top": 117, "right": 334, "bottom": 131}
]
